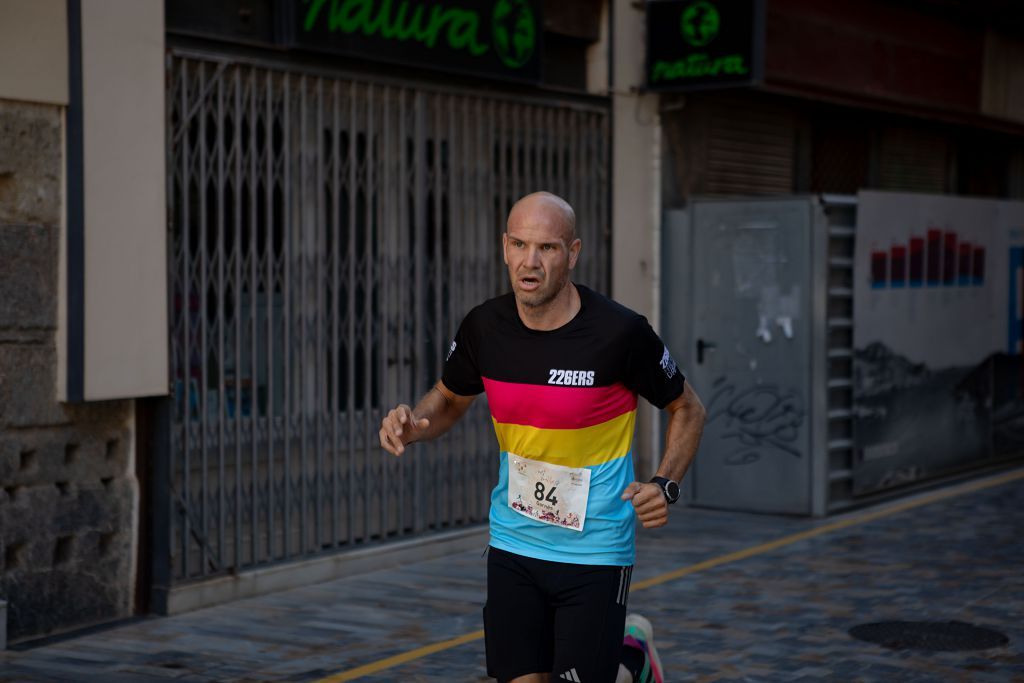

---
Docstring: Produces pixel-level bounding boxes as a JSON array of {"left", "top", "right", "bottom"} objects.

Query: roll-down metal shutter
[
  {"left": 704, "top": 98, "right": 796, "bottom": 196},
  {"left": 878, "top": 126, "right": 949, "bottom": 193}
]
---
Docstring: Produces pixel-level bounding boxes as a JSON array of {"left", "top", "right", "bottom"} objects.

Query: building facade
[{"left": 1, "top": 0, "right": 1022, "bottom": 644}]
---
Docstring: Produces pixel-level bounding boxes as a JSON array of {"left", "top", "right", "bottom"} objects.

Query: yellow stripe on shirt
[{"left": 491, "top": 409, "right": 636, "bottom": 468}]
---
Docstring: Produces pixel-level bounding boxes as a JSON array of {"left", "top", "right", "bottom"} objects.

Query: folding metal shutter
[{"left": 165, "top": 53, "right": 611, "bottom": 584}]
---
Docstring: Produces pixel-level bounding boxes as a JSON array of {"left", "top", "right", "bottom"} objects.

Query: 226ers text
[{"left": 548, "top": 369, "right": 595, "bottom": 386}]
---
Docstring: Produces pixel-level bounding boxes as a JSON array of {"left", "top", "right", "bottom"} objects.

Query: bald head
[
  {"left": 503, "top": 191, "right": 582, "bottom": 315},
  {"left": 507, "top": 192, "right": 576, "bottom": 243}
]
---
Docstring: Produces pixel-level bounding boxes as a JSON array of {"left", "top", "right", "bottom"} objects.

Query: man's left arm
[{"left": 621, "top": 382, "right": 706, "bottom": 528}]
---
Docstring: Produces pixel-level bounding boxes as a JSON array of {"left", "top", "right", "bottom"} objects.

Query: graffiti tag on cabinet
[{"left": 705, "top": 376, "right": 805, "bottom": 465}]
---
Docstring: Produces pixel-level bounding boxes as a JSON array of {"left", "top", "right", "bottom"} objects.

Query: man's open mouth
[{"left": 519, "top": 275, "right": 541, "bottom": 289}]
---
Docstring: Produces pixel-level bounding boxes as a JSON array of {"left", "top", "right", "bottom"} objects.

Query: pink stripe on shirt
[{"left": 482, "top": 376, "right": 637, "bottom": 430}]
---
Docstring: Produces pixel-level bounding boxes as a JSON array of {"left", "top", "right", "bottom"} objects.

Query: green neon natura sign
[
  {"left": 650, "top": 53, "right": 748, "bottom": 83},
  {"left": 302, "top": 0, "right": 537, "bottom": 68}
]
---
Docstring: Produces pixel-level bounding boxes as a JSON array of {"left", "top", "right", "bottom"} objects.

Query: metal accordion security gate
[{"left": 166, "top": 52, "right": 610, "bottom": 584}]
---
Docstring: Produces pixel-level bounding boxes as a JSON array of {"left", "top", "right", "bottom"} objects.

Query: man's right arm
[{"left": 379, "top": 381, "right": 476, "bottom": 456}]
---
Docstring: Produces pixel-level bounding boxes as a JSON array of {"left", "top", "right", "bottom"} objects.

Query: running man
[{"left": 379, "top": 192, "right": 706, "bottom": 682}]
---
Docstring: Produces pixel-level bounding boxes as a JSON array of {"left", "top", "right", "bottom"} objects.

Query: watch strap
[{"left": 649, "top": 476, "right": 680, "bottom": 503}]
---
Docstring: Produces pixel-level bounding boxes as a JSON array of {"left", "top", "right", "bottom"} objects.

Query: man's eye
[{"left": 542, "top": 244, "right": 554, "bottom": 251}]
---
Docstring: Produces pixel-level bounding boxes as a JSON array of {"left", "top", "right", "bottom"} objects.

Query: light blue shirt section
[{"left": 488, "top": 451, "right": 637, "bottom": 566}]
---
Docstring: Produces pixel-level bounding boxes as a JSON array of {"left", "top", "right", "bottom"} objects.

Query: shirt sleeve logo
[
  {"left": 445, "top": 340, "right": 457, "bottom": 362},
  {"left": 660, "top": 345, "right": 679, "bottom": 379}
]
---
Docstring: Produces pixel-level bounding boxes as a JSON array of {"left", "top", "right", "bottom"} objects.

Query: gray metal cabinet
[{"left": 662, "top": 196, "right": 854, "bottom": 516}]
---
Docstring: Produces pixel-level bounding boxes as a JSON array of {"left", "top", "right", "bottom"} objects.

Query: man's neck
[{"left": 517, "top": 283, "right": 580, "bottom": 331}]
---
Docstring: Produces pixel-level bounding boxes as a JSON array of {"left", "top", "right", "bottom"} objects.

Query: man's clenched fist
[{"left": 379, "top": 404, "right": 430, "bottom": 456}]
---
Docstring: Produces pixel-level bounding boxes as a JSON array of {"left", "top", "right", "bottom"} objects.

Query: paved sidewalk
[{"left": 3, "top": 468, "right": 1023, "bottom": 682}]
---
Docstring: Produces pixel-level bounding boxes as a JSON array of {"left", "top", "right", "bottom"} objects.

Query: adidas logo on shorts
[{"left": 559, "top": 668, "right": 582, "bottom": 682}]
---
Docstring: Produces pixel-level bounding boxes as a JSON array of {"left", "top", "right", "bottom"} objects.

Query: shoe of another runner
[{"left": 622, "top": 613, "right": 664, "bottom": 683}]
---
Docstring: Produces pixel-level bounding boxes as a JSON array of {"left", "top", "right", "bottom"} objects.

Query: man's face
[{"left": 503, "top": 209, "right": 581, "bottom": 309}]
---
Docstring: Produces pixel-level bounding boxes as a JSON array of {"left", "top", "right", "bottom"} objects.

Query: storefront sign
[
  {"left": 277, "top": 0, "right": 542, "bottom": 83},
  {"left": 646, "top": 0, "right": 763, "bottom": 91}
]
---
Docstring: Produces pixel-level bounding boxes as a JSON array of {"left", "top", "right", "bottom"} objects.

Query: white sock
[{"left": 615, "top": 663, "right": 634, "bottom": 683}]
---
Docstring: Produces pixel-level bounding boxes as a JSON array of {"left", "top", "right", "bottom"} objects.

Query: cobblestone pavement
[{"left": 3, "top": 468, "right": 1023, "bottom": 682}]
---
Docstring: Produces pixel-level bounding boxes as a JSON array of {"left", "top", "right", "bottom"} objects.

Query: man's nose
[{"left": 523, "top": 247, "right": 542, "bottom": 268}]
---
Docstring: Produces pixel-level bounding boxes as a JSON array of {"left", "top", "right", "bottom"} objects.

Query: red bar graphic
[
  {"left": 926, "top": 228, "right": 942, "bottom": 285},
  {"left": 890, "top": 244, "right": 907, "bottom": 287},
  {"left": 943, "top": 232, "right": 958, "bottom": 285},
  {"left": 909, "top": 236, "right": 924, "bottom": 286},
  {"left": 958, "top": 242, "right": 972, "bottom": 285},
  {"left": 871, "top": 249, "right": 888, "bottom": 288}
]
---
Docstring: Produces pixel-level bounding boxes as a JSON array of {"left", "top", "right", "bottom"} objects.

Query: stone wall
[{"left": 0, "top": 99, "right": 136, "bottom": 643}]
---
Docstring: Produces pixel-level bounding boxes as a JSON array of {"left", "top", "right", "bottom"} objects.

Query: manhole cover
[{"left": 849, "top": 621, "right": 1009, "bottom": 651}]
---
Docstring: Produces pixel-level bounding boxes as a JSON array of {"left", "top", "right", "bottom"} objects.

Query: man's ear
[
  {"left": 502, "top": 232, "right": 509, "bottom": 265},
  {"left": 568, "top": 238, "right": 582, "bottom": 270}
]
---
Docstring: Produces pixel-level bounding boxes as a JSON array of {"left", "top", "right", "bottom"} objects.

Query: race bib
[{"left": 507, "top": 453, "right": 591, "bottom": 532}]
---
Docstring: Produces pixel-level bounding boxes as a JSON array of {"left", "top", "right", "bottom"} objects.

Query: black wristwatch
[{"left": 650, "top": 476, "right": 680, "bottom": 504}]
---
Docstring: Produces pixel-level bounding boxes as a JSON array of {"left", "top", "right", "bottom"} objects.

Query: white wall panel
[{"left": 81, "top": 0, "right": 167, "bottom": 399}]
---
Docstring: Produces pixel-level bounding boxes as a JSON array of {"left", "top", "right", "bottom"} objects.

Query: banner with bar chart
[
  {"left": 852, "top": 190, "right": 1024, "bottom": 495},
  {"left": 870, "top": 230, "right": 985, "bottom": 289}
]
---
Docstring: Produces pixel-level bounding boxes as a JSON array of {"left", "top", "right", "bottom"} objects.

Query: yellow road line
[
  {"left": 318, "top": 630, "right": 485, "bottom": 683},
  {"left": 317, "top": 467, "right": 1024, "bottom": 682}
]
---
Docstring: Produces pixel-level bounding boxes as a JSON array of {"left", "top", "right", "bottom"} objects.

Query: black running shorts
[{"left": 484, "top": 546, "right": 632, "bottom": 683}]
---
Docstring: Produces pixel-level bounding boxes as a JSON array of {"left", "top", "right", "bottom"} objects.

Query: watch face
[{"left": 665, "top": 480, "right": 680, "bottom": 502}]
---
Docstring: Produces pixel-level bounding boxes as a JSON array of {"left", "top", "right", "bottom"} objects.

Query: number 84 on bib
[{"left": 507, "top": 454, "right": 591, "bottom": 532}]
